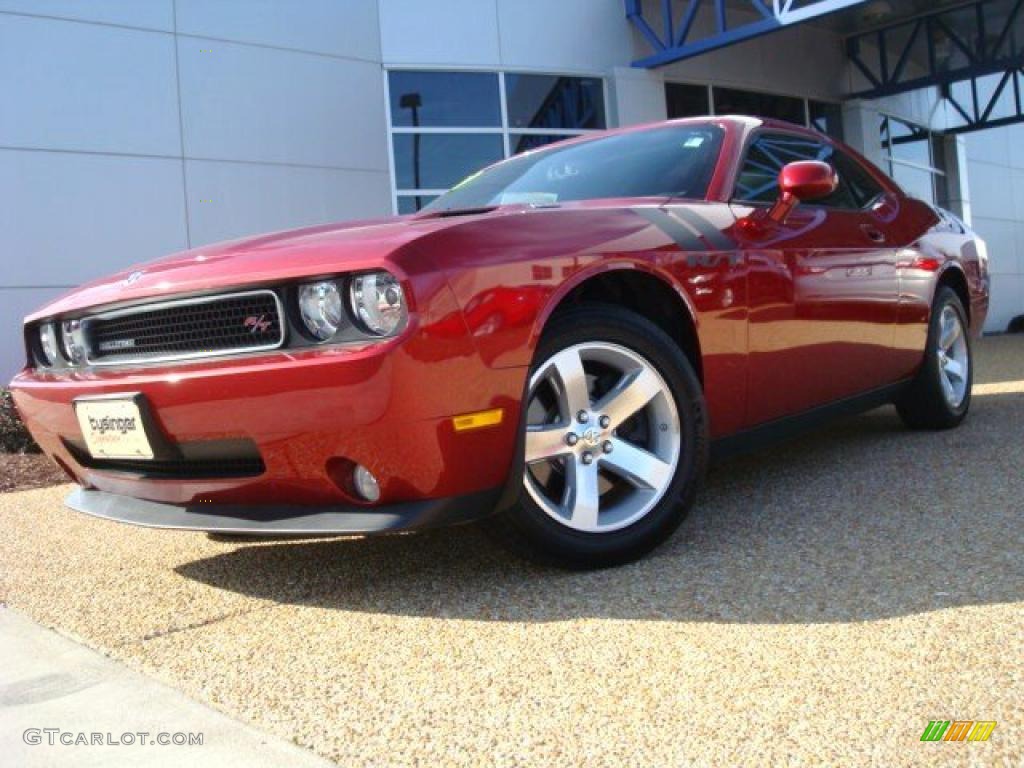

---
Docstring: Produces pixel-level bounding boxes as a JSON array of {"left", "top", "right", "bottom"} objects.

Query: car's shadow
[{"left": 176, "top": 390, "right": 1024, "bottom": 625}]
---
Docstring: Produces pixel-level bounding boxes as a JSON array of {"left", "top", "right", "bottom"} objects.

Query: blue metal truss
[
  {"left": 847, "top": 0, "right": 1024, "bottom": 99},
  {"left": 626, "top": 0, "right": 870, "bottom": 68},
  {"left": 940, "top": 67, "right": 1024, "bottom": 134}
]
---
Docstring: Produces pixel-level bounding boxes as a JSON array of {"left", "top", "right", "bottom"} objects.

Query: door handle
[{"left": 861, "top": 225, "right": 887, "bottom": 244}]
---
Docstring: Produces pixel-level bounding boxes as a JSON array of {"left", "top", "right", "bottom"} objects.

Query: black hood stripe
[
  {"left": 631, "top": 207, "right": 706, "bottom": 252},
  {"left": 666, "top": 207, "right": 734, "bottom": 251}
]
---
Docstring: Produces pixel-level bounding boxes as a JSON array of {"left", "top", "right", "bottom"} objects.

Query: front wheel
[
  {"left": 489, "top": 306, "right": 708, "bottom": 569},
  {"left": 896, "top": 286, "right": 973, "bottom": 430}
]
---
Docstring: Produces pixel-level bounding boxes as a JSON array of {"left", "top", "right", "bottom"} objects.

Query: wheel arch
[
  {"left": 936, "top": 263, "right": 971, "bottom": 325},
  {"left": 530, "top": 264, "right": 703, "bottom": 384}
]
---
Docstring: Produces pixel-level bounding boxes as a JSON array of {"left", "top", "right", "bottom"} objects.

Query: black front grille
[
  {"left": 79, "top": 456, "right": 265, "bottom": 479},
  {"left": 86, "top": 291, "right": 284, "bottom": 364},
  {"left": 64, "top": 438, "right": 265, "bottom": 479}
]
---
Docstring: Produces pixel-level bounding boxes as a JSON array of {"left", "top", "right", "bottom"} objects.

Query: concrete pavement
[{"left": 0, "top": 607, "right": 334, "bottom": 767}]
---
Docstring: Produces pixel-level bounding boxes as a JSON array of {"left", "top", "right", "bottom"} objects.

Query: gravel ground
[
  {"left": 1, "top": 336, "right": 1022, "bottom": 767},
  {"left": 0, "top": 453, "right": 67, "bottom": 493}
]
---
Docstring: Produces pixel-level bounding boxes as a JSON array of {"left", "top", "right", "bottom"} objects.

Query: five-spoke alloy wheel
[
  {"left": 491, "top": 305, "right": 707, "bottom": 569},
  {"left": 896, "top": 285, "right": 973, "bottom": 430},
  {"left": 523, "top": 342, "right": 680, "bottom": 533}
]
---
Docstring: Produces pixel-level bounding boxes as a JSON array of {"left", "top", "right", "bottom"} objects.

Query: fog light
[{"left": 352, "top": 464, "right": 380, "bottom": 502}]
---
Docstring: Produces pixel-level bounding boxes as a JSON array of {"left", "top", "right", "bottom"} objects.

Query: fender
[{"left": 527, "top": 259, "right": 702, "bottom": 355}]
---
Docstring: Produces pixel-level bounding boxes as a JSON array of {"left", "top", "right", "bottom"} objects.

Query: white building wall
[
  {"left": 963, "top": 124, "right": 1024, "bottom": 332},
  {"left": 0, "top": 1, "right": 390, "bottom": 381}
]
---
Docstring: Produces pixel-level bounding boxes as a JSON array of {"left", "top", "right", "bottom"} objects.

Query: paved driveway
[{"left": 1, "top": 336, "right": 1022, "bottom": 766}]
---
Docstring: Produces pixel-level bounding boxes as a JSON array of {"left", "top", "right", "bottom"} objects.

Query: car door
[{"left": 730, "top": 131, "right": 902, "bottom": 426}]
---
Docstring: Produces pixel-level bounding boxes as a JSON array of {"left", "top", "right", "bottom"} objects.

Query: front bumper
[
  {"left": 10, "top": 339, "right": 525, "bottom": 509},
  {"left": 67, "top": 486, "right": 502, "bottom": 535}
]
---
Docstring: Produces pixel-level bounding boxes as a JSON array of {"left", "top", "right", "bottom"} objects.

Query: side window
[
  {"left": 734, "top": 133, "right": 862, "bottom": 210},
  {"left": 830, "top": 150, "right": 885, "bottom": 208}
]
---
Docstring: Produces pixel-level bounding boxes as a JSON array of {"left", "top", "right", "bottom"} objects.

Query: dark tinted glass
[
  {"left": 809, "top": 101, "right": 844, "bottom": 140},
  {"left": 505, "top": 74, "right": 605, "bottom": 130},
  {"left": 397, "top": 195, "right": 439, "bottom": 215},
  {"left": 511, "top": 133, "right": 572, "bottom": 154},
  {"left": 831, "top": 151, "right": 884, "bottom": 207},
  {"left": 666, "top": 82, "right": 710, "bottom": 119},
  {"left": 734, "top": 133, "right": 860, "bottom": 209},
  {"left": 389, "top": 71, "right": 500, "bottom": 127},
  {"left": 393, "top": 133, "right": 503, "bottom": 190},
  {"left": 426, "top": 125, "right": 723, "bottom": 212},
  {"left": 714, "top": 87, "right": 805, "bottom": 126}
]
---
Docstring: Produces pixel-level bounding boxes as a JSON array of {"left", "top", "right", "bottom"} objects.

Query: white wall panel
[
  {"left": 609, "top": 67, "right": 667, "bottom": 126},
  {"left": 176, "top": 0, "right": 380, "bottom": 61},
  {"left": 968, "top": 161, "right": 1017, "bottom": 222},
  {"left": 0, "top": 0, "right": 172, "bottom": 30},
  {"left": 497, "top": 0, "right": 635, "bottom": 73},
  {"left": 380, "top": 0, "right": 499, "bottom": 67},
  {"left": 972, "top": 218, "right": 1019, "bottom": 275},
  {"left": 1008, "top": 124, "right": 1024, "bottom": 170},
  {"left": 964, "top": 125, "right": 1011, "bottom": 166},
  {"left": 986, "top": 274, "right": 1023, "bottom": 332},
  {"left": 177, "top": 38, "right": 387, "bottom": 171},
  {"left": 0, "top": 14, "right": 180, "bottom": 155},
  {"left": 185, "top": 160, "right": 390, "bottom": 247},
  {"left": 0, "top": 149, "right": 188, "bottom": 287},
  {"left": 1, "top": 288, "right": 70, "bottom": 381}
]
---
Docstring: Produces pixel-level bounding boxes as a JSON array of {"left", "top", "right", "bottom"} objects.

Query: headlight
[
  {"left": 61, "top": 319, "right": 87, "bottom": 364},
  {"left": 38, "top": 323, "right": 59, "bottom": 366},
  {"left": 349, "top": 271, "right": 407, "bottom": 337},
  {"left": 298, "top": 281, "right": 344, "bottom": 341}
]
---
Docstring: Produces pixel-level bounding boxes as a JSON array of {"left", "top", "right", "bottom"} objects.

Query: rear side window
[{"left": 734, "top": 133, "right": 878, "bottom": 210}]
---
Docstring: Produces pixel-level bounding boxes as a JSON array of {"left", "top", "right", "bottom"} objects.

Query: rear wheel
[
  {"left": 490, "top": 306, "right": 707, "bottom": 568},
  {"left": 896, "top": 286, "right": 972, "bottom": 429}
]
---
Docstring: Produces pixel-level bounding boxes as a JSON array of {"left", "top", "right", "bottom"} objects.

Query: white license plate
[{"left": 74, "top": 397, "right": 155, "bottom": 460}]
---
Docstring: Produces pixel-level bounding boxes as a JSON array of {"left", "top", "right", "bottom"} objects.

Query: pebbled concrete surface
[{"left": 1, "top": 336, "right": 1022, "bottom": 766}]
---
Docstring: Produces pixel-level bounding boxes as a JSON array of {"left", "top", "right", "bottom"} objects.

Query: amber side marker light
[{"left": 452, "top": 408, "right": 504, "bottom": 432}]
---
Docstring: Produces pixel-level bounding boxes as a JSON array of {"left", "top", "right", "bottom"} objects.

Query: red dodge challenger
[{"left": 10, "top": 117, "right": 989, "bottom": 567}]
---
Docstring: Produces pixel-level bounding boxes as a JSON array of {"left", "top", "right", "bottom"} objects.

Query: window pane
[
  {"left": 734, "top": 133, "right": 859, "bottom": 209},
  {"left": 397, "top": 195, "right": 438, "bottom": 215},
  {"left": 511, "top": 133, "right": 575, "bottom": 154},
  {"left": 886, "top": 116, "right": 931, "bottom": 168},
  {"left": 393, "top": 133, "right": 504, "bottom": 190},
  {"left": 505, "top": 74, "right": 605, "bottom": 130},
  {"left": 891, "top": 163, "right": 936, "bottom": 203},
  {"left": 666, "top": 83, "right": 710, "bottom": 119},
  {"left": 831, "top": 151, "right": 884, "bottom": 207},
  {"left": 713, "top": 87, "right": 805, "bottom": 126},
  {"left": 426, "top": 124, "right": 724, "bottom": 211},
  {"left": 389, "top": 71, "right": 500, "bottom": 127},
  {"left": 809, "top": 101, "right": 844, "bottom": 140}
]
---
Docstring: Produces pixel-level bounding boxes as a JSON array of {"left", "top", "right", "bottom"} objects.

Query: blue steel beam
[
  {"left": 626, "top": 0, "right": 871, "bottom": 68},
  {"left": 847, "top": 0, "right": 1024, "bottom": 99},
  {"left": 940, "top": 67, "right": 1024, "bottom": 134}
]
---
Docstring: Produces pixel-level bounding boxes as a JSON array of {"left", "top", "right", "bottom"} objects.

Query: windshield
[{"left": 423, "top": 123, "right": 724, "bottom": 213}]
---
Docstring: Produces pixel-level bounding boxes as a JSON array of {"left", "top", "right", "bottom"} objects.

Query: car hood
[{"left": 26, "top": 211, "right": 498, "bottom": 321}]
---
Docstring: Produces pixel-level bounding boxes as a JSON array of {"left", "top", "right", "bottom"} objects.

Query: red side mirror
[{"left": 769, "top": 160, "right": 839, "bottom": 222}]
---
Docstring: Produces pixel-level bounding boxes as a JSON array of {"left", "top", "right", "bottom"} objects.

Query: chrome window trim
[{"left": 82, "top": 289, "right": 286, "bottom": 368}]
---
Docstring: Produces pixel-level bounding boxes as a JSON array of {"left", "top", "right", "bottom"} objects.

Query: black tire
[
  {"left": 487, "top": 305, "right": 708, "bottom": 569},
  {"left": 895, "top": 286, "right": 973, "bottom": 430}
]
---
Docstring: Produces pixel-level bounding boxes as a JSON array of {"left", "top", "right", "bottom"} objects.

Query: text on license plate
[{"left": 74, "top": 397, "right": 155, "bottom": 460}]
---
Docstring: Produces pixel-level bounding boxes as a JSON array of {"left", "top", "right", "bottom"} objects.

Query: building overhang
[
  {"left": 627, "top": 0, "right": 1024, "bottom": 134},
  {"left": 625, "top": 0, "right": 871, "bottom": 69}
]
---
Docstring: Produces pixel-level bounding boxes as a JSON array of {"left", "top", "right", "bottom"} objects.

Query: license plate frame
[{"left": 73, "top": 393, "right": 161, "bottom": 461}]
